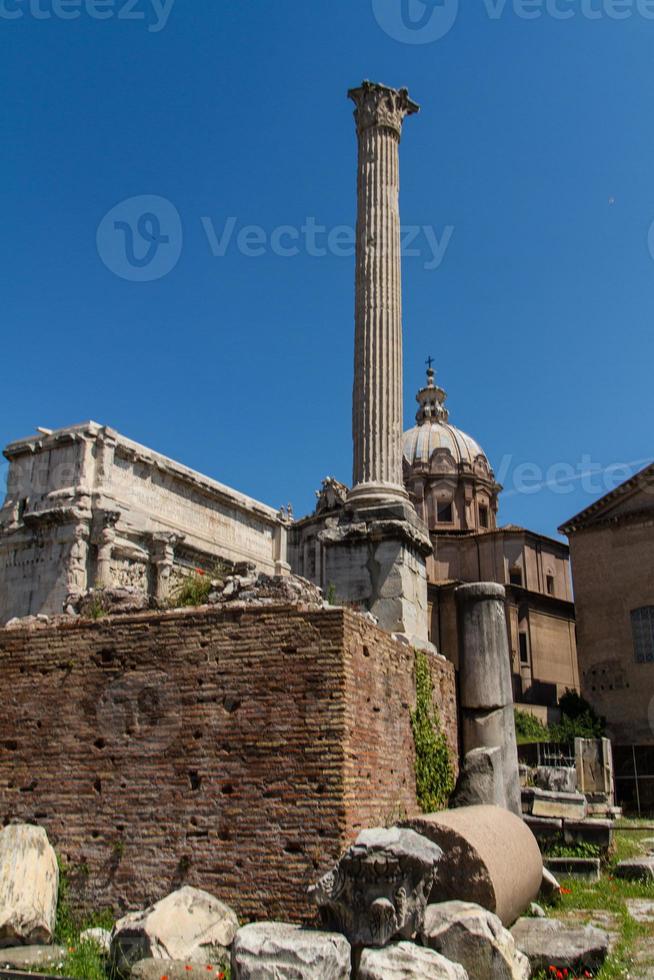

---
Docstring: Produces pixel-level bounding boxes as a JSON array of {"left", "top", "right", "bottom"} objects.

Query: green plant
[
  {"left": 171, "top": 561, "right": 228, "bottom": 608},
  {"left": 54, "top": 857, "right": 75, "bottom": 944},
  {"left": 87, "top": 594, "right": 106, "bottom": 621},
  {"left": 326, "top": 583, "right": 337, "bottom": 605},
  {"left": 545, "top": 841, "right": 602, "bottom": 860},
  {"left": 411, "top": 650, "right": 455, "bottom": 813},
  {"left": 515, "top": 708, "right": 551, "bottom": 744},
  {"left": 549, "top": 690, "right": 606, "bottom": 741}
]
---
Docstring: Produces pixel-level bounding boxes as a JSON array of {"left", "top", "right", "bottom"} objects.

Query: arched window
[{"left": 631, "top": 607, "right": 654, "bottom": 663}]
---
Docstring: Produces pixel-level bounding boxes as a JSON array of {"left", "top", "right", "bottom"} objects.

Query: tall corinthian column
[{"left": 348, "top": 81, "right": 419, "bottom": 503}]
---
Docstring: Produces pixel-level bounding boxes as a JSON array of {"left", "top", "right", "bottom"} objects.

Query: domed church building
[{"left": 404, "top": 365, "right": 579, "bottom": 720}]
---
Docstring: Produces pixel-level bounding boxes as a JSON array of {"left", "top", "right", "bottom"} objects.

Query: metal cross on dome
[{"left": 426, "top": 355, "right": 435, "bottom": 371}]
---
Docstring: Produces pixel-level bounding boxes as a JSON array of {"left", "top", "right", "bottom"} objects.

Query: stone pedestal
[
  {"left": 320, "top": 496, "right": 431, "bottom": 646},
  {"left": 454, "top": 583, "right": 521, "bottom": 815}
]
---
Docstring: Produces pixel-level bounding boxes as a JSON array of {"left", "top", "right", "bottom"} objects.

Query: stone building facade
[
  {"left": 403, "top": 367, "right": 578, "bottom": 716},
  {"left": 560, "top": 462, "right": 654, "bottom": 747},
  {"left": 0, "top": 422, "right": 289, "bottom": 623}
]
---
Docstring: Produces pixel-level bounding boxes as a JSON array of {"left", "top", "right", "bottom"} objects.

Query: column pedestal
[{"left": 320, "top": 495, "right": 432, "bottom": 647}]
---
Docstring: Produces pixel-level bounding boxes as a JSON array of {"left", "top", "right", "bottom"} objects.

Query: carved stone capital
[
  {"left": 348, "top": 81, "right": 419, "bottom": 138},
  {"left": 150, "top": 531, "right": 185, "bottom": 564}
]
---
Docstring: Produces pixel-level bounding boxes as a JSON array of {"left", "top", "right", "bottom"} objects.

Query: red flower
[
  {"left": 561, "top": 886, "right": 572, "bottom": 894},
  {"left": 196, "top": 568, "right": 205, "bottom": 576}
]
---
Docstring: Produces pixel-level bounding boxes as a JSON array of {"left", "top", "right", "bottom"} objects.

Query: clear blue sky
[{"left": 1, "top": 0, "right": 653, "bottom": 538}]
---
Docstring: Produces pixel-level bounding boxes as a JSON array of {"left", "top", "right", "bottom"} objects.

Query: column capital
[{"left": 348, "top": 80, "right": 419, "bottom": 138}]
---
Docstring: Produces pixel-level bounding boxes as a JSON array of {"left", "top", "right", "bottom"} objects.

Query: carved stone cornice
[{"left": 348, "top": 80, "right": 419, "bottom": 138}]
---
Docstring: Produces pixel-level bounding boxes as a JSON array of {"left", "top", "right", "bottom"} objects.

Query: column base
[{"left": 347, "top": 481, "right": 409, "bottom": 509}]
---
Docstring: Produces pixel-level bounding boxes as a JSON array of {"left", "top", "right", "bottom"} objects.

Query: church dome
[
  {"left": 402, "top": 364, "right": 500, "bottom": 534},
  {"left": 402, "top": 366, "right": 491, "bottom": 472},
  {"left": 403, "top": 420, "right": 487, "bottom": 469}
]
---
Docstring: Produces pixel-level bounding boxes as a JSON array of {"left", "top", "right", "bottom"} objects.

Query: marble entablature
[{"left": 0, "top": 422, "right": 289, "bottom": 623}]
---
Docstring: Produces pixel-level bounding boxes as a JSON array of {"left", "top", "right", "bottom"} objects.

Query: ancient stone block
[
  {"left": 309, "top": 827, "right": 442, "bottom": 948},
  {"left": 452, "top": 747, "right": 505, "bottom": 809},
  {"left": 523, "top": 816, "right": 563, "bottom": 845},
  {"left": 357, "top": 941, "right": 468, "bottom": 979},
  {"left": 563, "top": 818, "right": 613, "bottom": 850},
  {"left": 132, "top": 958, "right": 229, "bottom": 979},
  {"left": 543, "top": 857, "right": 601, "bottom": 882},
  {"left": 539, "top": 868, "right": 561, "bottom": 902},
  {"left": 403, "top": 806, "right": 542, "bottom": 927},
  {"left": 110, "top": 887, "right": 238, "bottom": 976},
  {"left": 521, "top": 787, "right": 588, "bottom": 820},
  {"left": 0, "top": 945, "right": 65, "bottom": 969},
  {"left": 231, "top": 923, "right": 350, "bottom": 979},
  {"left": 615, "top": 858, "right": 654, "bottom": 883},
  {"left": 461, "top": 706, "right": 521, "bottom": 815},
  {"left": 0, "top": 824, "right": 59, "bottom": 948},
  {"left": 422, "top": 901, "right": 530, "bottom": 980},
  {"left": 510, "top": 917, "right": 610, "bottom": 973},
  {"left": 535, "top": 766, "right": 577, "bottom": 794}
]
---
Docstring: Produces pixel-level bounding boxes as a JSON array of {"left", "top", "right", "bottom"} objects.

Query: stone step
[
  {"left": 522, "top": 787, "right": 588, "bottom": 820},
  {"left": 563, "top": 819, "right": 613, "bottom": 849},
  {"left": 524, "top": 815, "right": 563, "bottom": 844},
  {"left": 544, "top": 857, "right": 601, "bottom": 882},
  {"left": 0, "top": 973, "right": 71, "bottom": 980}
]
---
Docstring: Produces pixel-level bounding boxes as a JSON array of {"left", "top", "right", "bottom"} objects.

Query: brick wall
[{"left": 0, "top": 605, "right": 457, "bottom": 923}]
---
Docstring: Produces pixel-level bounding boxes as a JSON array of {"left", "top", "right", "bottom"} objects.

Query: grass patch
[
  {"left": 539, "top": 821, "right": 654, "bottom": 979},
  {"left": 170, "top": 562, "right": 229, "bottom": 608}
]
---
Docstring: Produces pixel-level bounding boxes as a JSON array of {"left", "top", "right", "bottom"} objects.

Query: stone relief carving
[{"left": 309, "top": 827, "right": 442, "bottom": 948}]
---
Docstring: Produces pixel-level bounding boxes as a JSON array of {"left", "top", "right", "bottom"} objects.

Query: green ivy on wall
[{"left": 411, "top": 650, "right": 455, "bottom": 813}]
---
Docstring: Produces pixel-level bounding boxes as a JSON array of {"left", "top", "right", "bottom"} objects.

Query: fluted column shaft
[{"left": 348, "top": 82, "right": 419, "bottom": 500}]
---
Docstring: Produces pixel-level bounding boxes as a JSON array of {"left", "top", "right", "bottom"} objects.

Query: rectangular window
[
  {"left": 510, "top": 567, "right": 523, "bottom": 587},
  {"left": 631, "top": 607, "right": 654, "bottom": 664},
  {"left": 479, "top": 505, "right": 489, "bottom": 528},
  {"left": 547, "top": 574, "right": 555, "bottom": 596},
  {"left": 519, "top": 632, "right": 530, "bottom": 666},
  {"left": 437, "top": 500, "right": 453, "bottom": 523}
]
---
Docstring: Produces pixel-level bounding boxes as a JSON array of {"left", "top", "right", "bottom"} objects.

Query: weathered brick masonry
[{"left": 0, "top": 605, "right": 457, "bottom": 922}]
